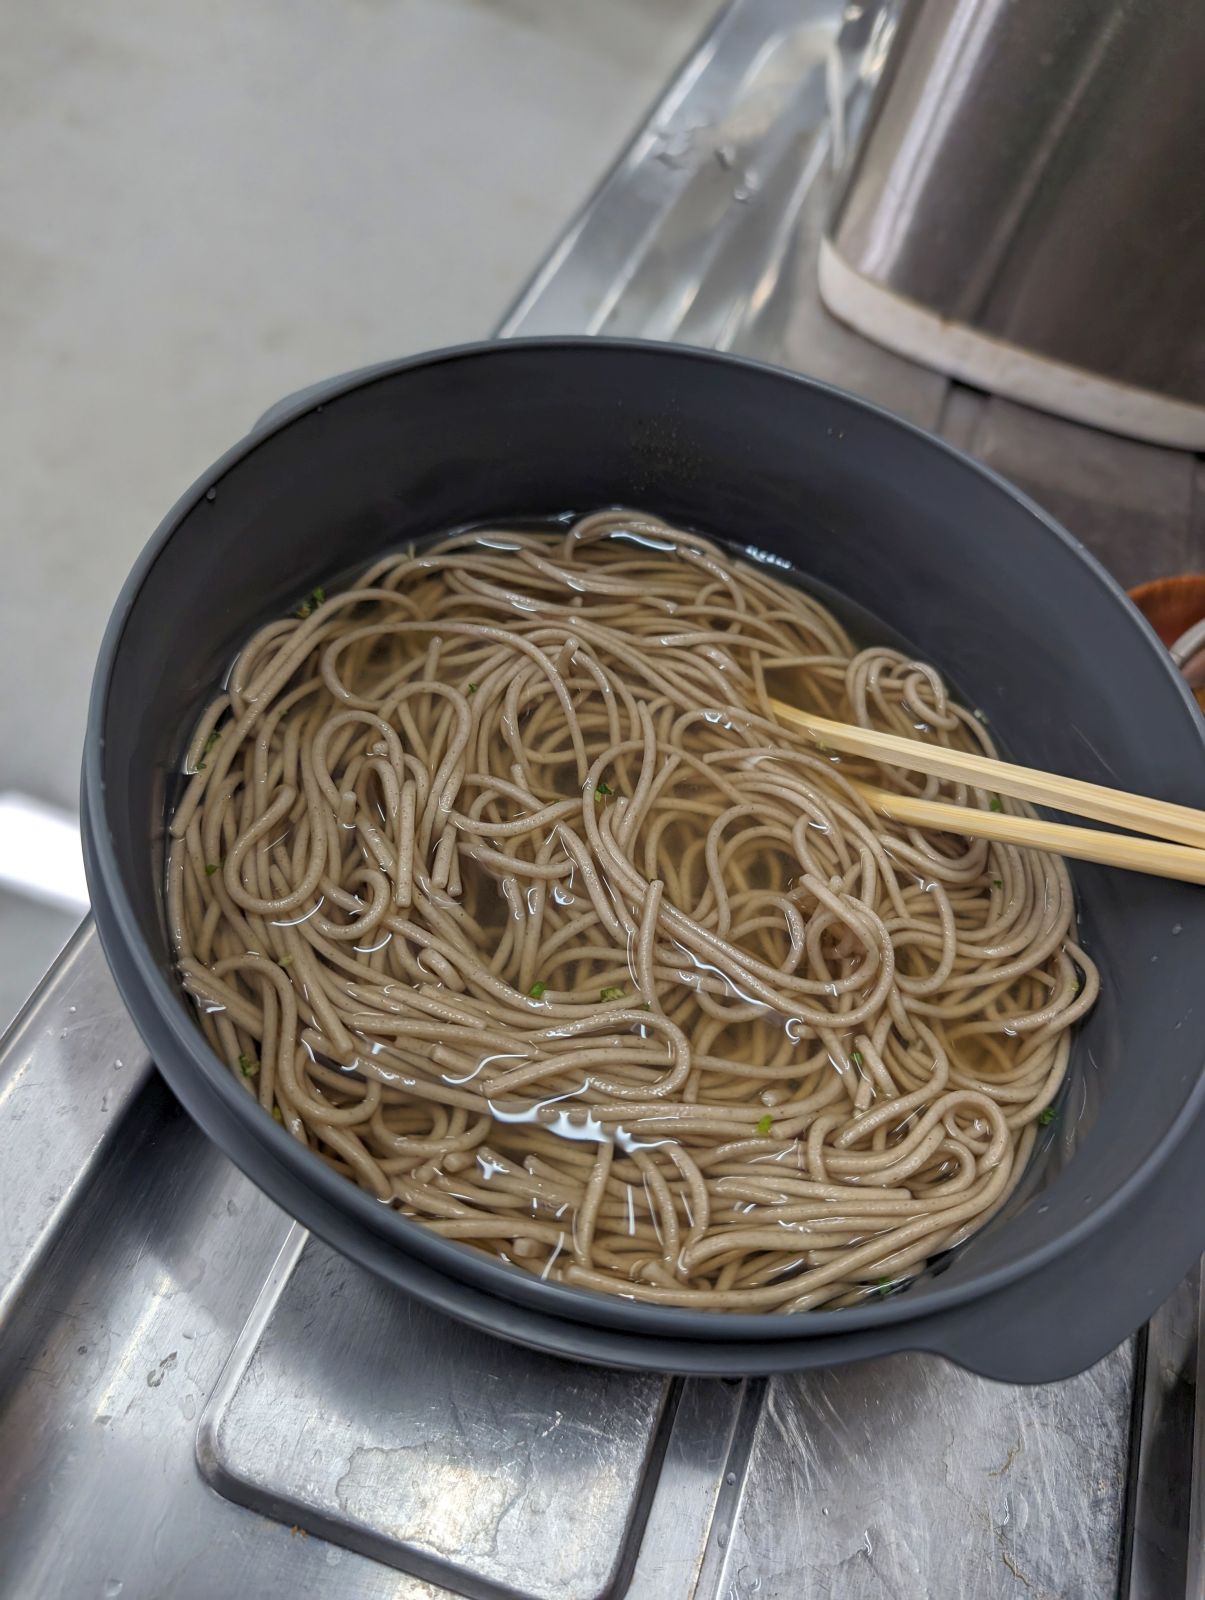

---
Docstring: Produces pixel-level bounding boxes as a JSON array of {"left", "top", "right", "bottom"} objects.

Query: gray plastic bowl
[{"left": 83, "top": 339, "right": 1205, "bottom": 1381}]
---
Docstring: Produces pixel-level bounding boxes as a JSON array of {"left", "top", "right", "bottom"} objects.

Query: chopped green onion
[
  {"left": 640, "top": 1001, "right": 652, "bottom": 1011},
  {"left": 528, "top": 980, "right": 547, "bottom": 1000},
  {"left": 600, "top": 984, "right": 625, "bottom": 1002},
  {"left": 992, "top": 879, "right": 1003, "bottom": 889},
  {"left": 875, "top": 1277, "right": 893, "bottom": 1297},
  {"left": 1038, "top": 1106, "right": 1057, "bottom": 1126},
  {"left": 295, "top": 586, "right": 326, "bottom": 619},
  {"left": 272, "top": 1106, "right": 283, "bottom": 1122},
  {"left": 988, "top": 796, "right": 1004, "bottom": 812},
  {"left": 277, "top": 954, "right": 293, "bottom": 967},
  {"left": 594, "top": 781, "right": 613, "bottom": 802},
  {"left": 238, "top": 1053, "right": 259, "bottom": 1078},
  {"left": 851, "top": 1050, "right": 864, "bottom": 1068},
  {"left": 205, "top": 862, "right": 219, "bottom": 877},
  {"left": 195, "top": 729, "right": 221, "bottom": 771},
  {"left": 466, "top": 682, "right": 478, "bottom": 695},
  {"left": 754, "top": 1113, "right": 773, "bottom": 1136}
]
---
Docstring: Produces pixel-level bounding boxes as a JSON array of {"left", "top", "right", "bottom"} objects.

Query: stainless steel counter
[{"left": 1, "top": 2, "right": 1201, "bottom": 1596}]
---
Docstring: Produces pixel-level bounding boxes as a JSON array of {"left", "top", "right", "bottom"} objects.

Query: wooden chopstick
[
  {"left": 769, "top": 700, "right": 1205, "bottom": 852},
  {"left": 855, "top": 782, "right": 1205, "bottom": 885}
]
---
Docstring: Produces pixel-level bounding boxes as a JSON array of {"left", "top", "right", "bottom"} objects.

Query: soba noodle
[{"left": 168, "top": 510, "right": 1097, "bottom": 1312}]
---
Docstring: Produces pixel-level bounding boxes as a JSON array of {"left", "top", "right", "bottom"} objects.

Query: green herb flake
[
  {"left": 466, "top": 682, "right": 478, "bottom": 695},
  {"left": 272, "top": 1106, "right": 283, "bottom": 1122},
  {"left": 1038, "top": 1106, "right": 1057, "bottom": 1126},
  {"left": 205, "top": 862, "right": 219, "bottom": 877},
  {"left": 755, "top": 1113, "right": 774, "bottom": 1136},
  {"left": 277, "top": 954, "right": 293, "bottom": 968},
  {"left": 875, "top": 1277, "right": 893, "bottom": 1297},
  {"left": 992, "top": 878, "right": 1003, "bottom": 889},
  {"left": 528, "top": 980, "right": 547, "bottom": 1001},
  {"left": 295, "top": 586, "right": 326, "bottom": 619},
  {"left": 851, "top": 1049, "right": 864, "bottom": 1068},
  {"left": 988, "top": 796, "right": 1004, "bottom": 813},
  {"left": 198, "top": 734, "right": 216, "bottom": 770},
  {"left": 600, "top": 984, "right": 625, "bottom": 1002},
  {"left": 594, "top": 781, "right": 613, "bottom": 802},
  {"left": 238, "top": 1053, "right": 259, "bottom": 1078}
]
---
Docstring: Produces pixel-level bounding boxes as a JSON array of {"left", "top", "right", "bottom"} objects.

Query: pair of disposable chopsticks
[{"left": 768, "top": 700, "right": 1205, "bottom": 886}]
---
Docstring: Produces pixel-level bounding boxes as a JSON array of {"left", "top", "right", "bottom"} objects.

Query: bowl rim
[{"left": 82, "top": 334, "right": 1205, "bottom": 1345}]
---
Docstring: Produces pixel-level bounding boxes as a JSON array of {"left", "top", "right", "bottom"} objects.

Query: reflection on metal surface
[
  {"left": 504, "top": 0, "right": 875, "bottom": 348},
  {"left": 0, "top": 922, "right": 147, "bottom": 1323},
  {"left": 625, "top": 1377, "right": 754, "bottom": 1599},
  {"left": 201, "top": 1234, "right": 672, "bottom": 1599},
  {"left": 0, "top": 0, "right": 1202, "bottom": 1594},
  {"left": 0, "top": 1083, "right": 301, "bottom": 1600},
  {"left": 823, "top": 0, "right": 1205, "bottom": 446},
  {"left": 1130, "top": 1273, "right": 1200, "bottom": 1600},
  {"left": 500, "top": 1, "right": 943, "bottom": 432},
  {"left": 718, "top": 1352, "right": 1135, "bottom": 1599}
]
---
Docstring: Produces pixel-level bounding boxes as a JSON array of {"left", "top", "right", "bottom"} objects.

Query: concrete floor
[{"left": 0, "top": 0, "right": 717, "bottom": 1028}]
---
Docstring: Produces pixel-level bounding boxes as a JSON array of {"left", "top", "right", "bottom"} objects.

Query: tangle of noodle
[{"left": 167, "top": 510, "right": 1098, "bottom": 1312}]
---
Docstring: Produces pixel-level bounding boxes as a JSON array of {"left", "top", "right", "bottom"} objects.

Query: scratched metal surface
[
  {"left": 715, "top": 1355, "right": 1135, "bottom": 1600},
  {"left": 0, "top": 1, "right": 1201, "bottom": 1596},
  {"left": 198, "top": 1231, "right": 673, "bottom": 1600}
]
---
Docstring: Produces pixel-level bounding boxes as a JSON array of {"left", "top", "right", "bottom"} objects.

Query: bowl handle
[
  {"left": 924, "top": 1101, "right": 1205, "bottom": 1384},
  {"left": 249, "top": 364, "right": 399, "bottom": 437}
]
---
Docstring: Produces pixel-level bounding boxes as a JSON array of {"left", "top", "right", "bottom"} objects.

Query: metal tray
[{"left": 1, "top": 2, "right": 1201, "bottom": 1594}]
